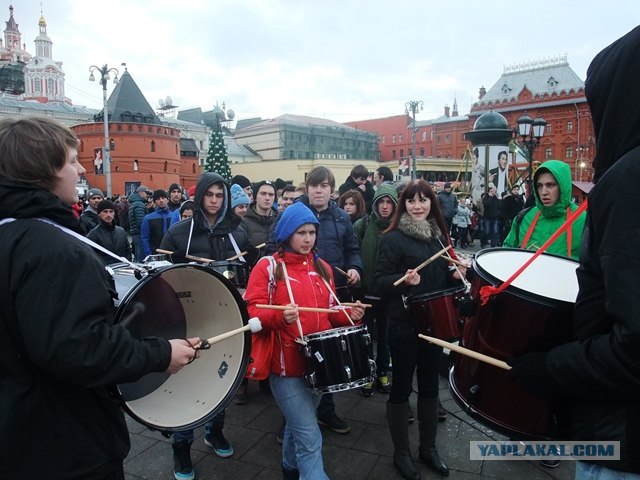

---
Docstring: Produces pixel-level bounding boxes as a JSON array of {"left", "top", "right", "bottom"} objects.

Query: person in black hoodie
[
  {"left": 159, "top": 172, "right": 256, "bottom": 480},
  {"left": 507, "top": 26, "right": 640, "bottom": 477},
  {"left": 0, "top": 116, "right": 199, "bottom": 480},
  {"left": 87, "top": 199, "right": 131, "bottom": 263}
]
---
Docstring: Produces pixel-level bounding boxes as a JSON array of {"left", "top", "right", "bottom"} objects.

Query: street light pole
[
  {"left": 516, "top": 112, "right": 547, "bottom": 184},
  {"left": 89, "top": 64, "right": 120, "bottom": 198},
  {"left": 405, "top": 100, "right": 423, "bottom": 180}
]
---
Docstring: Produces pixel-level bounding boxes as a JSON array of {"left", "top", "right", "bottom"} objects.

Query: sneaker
[
  {"left": 318, "top": 413, "right": 351, "bottom": 434},
  {"left": 233, "top": 384, "right": 248, "bottom": 405},
  {"left": 204, "top": 429, "right": 234, "bottom": 458},
  {"left": 376, "top": 375, "right": 391, "bottom": 394},
  {"left": 360, "top": 382, "right": 374, "bottom": 397},
  {"left": 438, "top": 401, "right": 447, "bottom": 422},
  {"left": 172, "top": 441, "right": 194, "bottom": 480},
  {"left": 408, "top": 405, "right": 415, "bottom": 424},
  {"left": 540, "top": 459, "right": 560, "bottom": 468}
]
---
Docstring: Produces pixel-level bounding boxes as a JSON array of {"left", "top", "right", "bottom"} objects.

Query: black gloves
[{"left": 506, "top": 351, "right": 557, "bottom": 399}]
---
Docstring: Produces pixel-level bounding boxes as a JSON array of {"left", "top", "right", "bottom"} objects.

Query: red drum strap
[
  {"left": 480, "top": 200, "right": 588, "bottom": 305},
  {"left": 520, "top": 207, "right": 573, "bottom": 257}
]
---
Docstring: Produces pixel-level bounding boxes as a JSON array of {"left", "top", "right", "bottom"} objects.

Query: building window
[
  {"left": 400, "top": 149, "right": 404, "bottom": 159},
  {"left": 565, "top": 146, "right": 573, "bottom": 158},
  {"left": 290, "top": 150, "right": 295, "bottom": 159},
  {"left": 133, "top": 160, "right": 139, "bottom": 172},
  {"left": 399, "top": 134, "right": 403, "bottom": 142},
  {"left": 437, "top": 136, "right": 442, "bottom": 145},
  {"left": 164, "top": 161, "right": 168, "bottom": 173},
  {"left": 445, "top": 134, "right": 451, "bottom": 144},
  {"left": 392, "top": 135, "right": 396, "bottom": 143},
  {"left": 419, "top": 148, "right": 425, "bottom": 156},
  {"left": 48, "top": 78, "right": 55, "bottom": 95},
  {"left": 422, "top": 131, "right": 427, "bottom": 141},
  {"left": 34, "top": 78, "right": 41, "bottom": 93},
  {"left": 150, "top": 140, "right": 156, "bottom": 152},
  {"left": 192, "top": 163, "right": 196, "bottom": 174},
  {"left": 392, "top": 150, "right": 396, "bottom": 159},
  {"left": 566, "top": 121, "right": 573, "bottom": 133},
  {"left": 381, "top": 135, "right": 385, "bottom": 143},
  {"left": 544, "top": 147, "right": 553, "bottom": 159}
]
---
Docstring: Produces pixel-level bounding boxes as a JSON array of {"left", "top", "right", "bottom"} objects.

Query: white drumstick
[{"left": 203, "top": 317, "right": 262, "bottom": 346}]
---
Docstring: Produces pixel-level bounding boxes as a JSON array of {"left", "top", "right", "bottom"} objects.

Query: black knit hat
[
  {"left": 231, "top": 175, "right": 251, "bottom": 189},
  {"left": 169, "top": 183, "right": 182, "bottom": 193},
  {"left": 152, "top": 189, "right": 169, "bottom": 201},
  {"left": 96, "top": 199, "right": 115, "bottom": 213}
]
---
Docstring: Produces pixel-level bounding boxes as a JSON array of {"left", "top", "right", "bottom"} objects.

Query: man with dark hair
[
  {"left": 375, "top": 166, "right": 394, "bottom": 187},
  {"left": 128, "top": 185, "right": 152, "bottom": 262},
  {"left": 338, "top": 164, "right": 375, "bottom": 213},
  {"left": 79, "top": 187, "right": 104, "bottom": 235},
  {"left": 167, "top": 183, "right": 183, "bottom": 212},
  {"left": 140, "top": 189, "right": 172, "bottom": 258},
  {"left": 436, "top": 182, "right": 457, "bottom": 234},
  {"left": 243, "top": 180, "right": 278, "bottom": 249},
  {"left": 489, "top": 150, "right": 510, "bottom": 195},
  {"left": 87, "top": 199, "right": 131, "bottom": 264},
  {"left": 278, "top": 184, "right": 297, "bottom": 212}
]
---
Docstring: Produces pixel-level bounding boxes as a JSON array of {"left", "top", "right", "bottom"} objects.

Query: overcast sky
[{"left": 9, "top": 1, "right": 640, "bottom": 124}]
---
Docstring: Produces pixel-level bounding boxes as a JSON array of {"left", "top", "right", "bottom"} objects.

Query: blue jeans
[
  {"left": 481, "top": 217, "right": 500, "bottom": 247},
  {"left": 576, "top": 462, "right": 640, "bottom": 480},
  {"left": 270, "top": 374, "right": 327, "bottom": 480},
  {"left": 131, "top": 234, "right": 144, "bottom": 262},
  {"left": 172, "top": 411, "right": 225, "bottom": 444}
]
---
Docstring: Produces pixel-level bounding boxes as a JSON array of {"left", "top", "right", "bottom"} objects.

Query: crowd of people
[{"left": 2, "top": 26, "right": 640, "bottom": 480}]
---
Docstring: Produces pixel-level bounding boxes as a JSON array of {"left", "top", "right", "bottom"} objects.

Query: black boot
[
  {"left": 387, "top": 402, "right": 420, "bottom": 480},
  {"left": 417, "top": 397, "right": 449, "bottom": 477},
  {"left": 282, "top": 464, "right": 300, "bottom": 480}
]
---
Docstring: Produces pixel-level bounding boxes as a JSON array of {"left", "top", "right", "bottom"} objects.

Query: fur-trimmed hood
[{"left": 397, "top": 213, "right": 441, "bottom": 241}]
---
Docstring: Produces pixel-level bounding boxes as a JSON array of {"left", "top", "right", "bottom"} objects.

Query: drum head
[
  {"left": 113, "top": 264, "right": 249, "bottom": 432},
  {"left": 474, "top": 248, "right": 578, "bottom": 305}
]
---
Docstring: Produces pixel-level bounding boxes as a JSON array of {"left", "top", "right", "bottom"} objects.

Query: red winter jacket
[{"left": 245, "top": 251, "right": 354, "bottom": 377}]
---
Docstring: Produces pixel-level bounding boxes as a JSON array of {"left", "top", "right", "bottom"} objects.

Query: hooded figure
[
  {"left": 502, "top": 159, "right": 586, "bottom": 259},
  {"left": 159, "top": 172, "right": 253, "bottom": 264},
  {"left": 506, "top": 26, "right": 640, "bottom": 476}
]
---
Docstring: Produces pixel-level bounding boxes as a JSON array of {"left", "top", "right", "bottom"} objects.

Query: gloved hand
[{"left": 506, "top": 351, "right": 556, "bottom": 399}]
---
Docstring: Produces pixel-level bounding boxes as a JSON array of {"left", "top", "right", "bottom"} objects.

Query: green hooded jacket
[
  {"left": 353, "top": 184, "right": 398, "bottom": 293},
  {"left": 503, "top": 160, "right": 586, "bottom": 259}
]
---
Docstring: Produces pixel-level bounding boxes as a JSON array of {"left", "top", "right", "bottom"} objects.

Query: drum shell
[
  {"left": 207, "top": 260, "right": 249, "bottom": 289},
  {"left": 110, "top": 263, "right": 250, "bottom": 432},
  {"left": 450, "top": 248, "right": 576, "bottom": 440},
  {"left": 407, "top": 285, "right": 465, "bottom": 341},
  {"left": 304, "top": 325, "right": 375, "bottom": 393}
]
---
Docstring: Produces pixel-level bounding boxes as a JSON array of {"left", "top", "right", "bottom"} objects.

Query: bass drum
[
  {"left": 450, "top": 248, "right": 577, "bottom": 440},
  {"left": 109, "top": 263, "right": 250, "bottom": 432}
]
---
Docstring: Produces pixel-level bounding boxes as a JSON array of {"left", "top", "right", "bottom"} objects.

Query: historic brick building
[{"left": 346, "top": 56, "right": 594, "bottom": 183}]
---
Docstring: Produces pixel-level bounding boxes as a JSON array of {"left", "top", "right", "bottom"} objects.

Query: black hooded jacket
[
  {"left": 160, "top": 172, "right": 253, "bottom": 264},
  {"left": 0, "top": 177, "right": 171, "bottom": 478},
  {"left": 509, "top": 27, "right": 640, "bottom": 473}
]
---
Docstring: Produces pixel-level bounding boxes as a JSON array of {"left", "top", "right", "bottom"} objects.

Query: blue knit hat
[
  {"left": 230, "top": 183, "right": 250, "bottom": 208},
  {"left": 274, "top": 202, "right": 319, "bottom": 244}
]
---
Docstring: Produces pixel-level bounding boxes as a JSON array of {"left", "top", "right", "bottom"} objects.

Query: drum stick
[
  {"left": 281, "top": 262, "right": 307, "bottom": 342},
  {"left": 335, "top": 267, "right": 351, "bottom": 279},
  {"left": 204, "top": 317, "right": 262, "bottom": 346},
  {"left": 418, "top": 334, "right": 511, "bottom": 371},
  {"left": 185, "top": 254, "right": 215, "bottom": 263},
  {"left": 156, "top": 248, "right": 174, "bottom": 255},
  {"left": 393, "top": 245, "right": 452, "bottom": 286},
  {"left": 255, "top": 304, "right": 345, "bottom": 314},
  {"left": 440, "top": 255, "right": 469, "bottom": 268},
  {"left": 341, "top": 302, "right": 373, "bottom": 308},
  {"left": 226, "top": 244, "right": 265, "bottom": 261}
]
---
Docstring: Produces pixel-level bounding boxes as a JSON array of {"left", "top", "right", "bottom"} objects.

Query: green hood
[
  {"left": 533, "top": 160, "right": 573, "bottom": 218},
  {"left": 372, "top": 184, "right": 398, "bottom": 221}
]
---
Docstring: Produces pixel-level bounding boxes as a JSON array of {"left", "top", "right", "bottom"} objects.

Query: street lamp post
[
  {"left": 89, "top": 64, "right": 120, "bottom": 198},
  {"left": 405, "top": 100, "right": 423, "bottom": 180},
  {"left": 516, "top": 112, "right": 547, "bottom": 185}
]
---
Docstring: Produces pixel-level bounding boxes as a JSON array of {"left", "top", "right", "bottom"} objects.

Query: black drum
[
  {"left": 109, "top": 263, "right": 250, "bottom": 432},
  {"left": 303, "top": 325, "right": 376, "bottom": 393},
  {"left": 450, "top": 248, "right": 577, "bottom": 440}
]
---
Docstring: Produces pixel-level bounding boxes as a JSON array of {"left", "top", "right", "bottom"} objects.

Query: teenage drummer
[
  {"left": 374, "top": 179, "right": 466, "bottom": 479},
  {"left": 159, "top": 172, "right": 256, "bottom": 480},
  {"left": 502, "top": 160, "right": 586, "bottom": 260},
  {"left": 244, "top": 202, "right": 365, "bottom": 479},
  {"left": 0, "top": 116, "right": 199, "bottom": 480}
]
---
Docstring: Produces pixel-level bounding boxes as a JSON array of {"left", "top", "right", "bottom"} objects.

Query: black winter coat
[
  {"left": 87, "top": 220, "right": 132, "bottom": 263},
  {"left": 0, "top": 178, "right": 171, "bottom": 479}
]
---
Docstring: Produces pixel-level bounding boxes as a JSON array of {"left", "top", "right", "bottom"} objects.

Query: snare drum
[
  {"left": 407, "top": 285, "right": 466, "bottom": 340},
  {"left": 207, "top": 260, "right": 249, "bottom": 289},
  {"left": 450, "top": 248, "right": 577, "bottom": 440},
  {"left": 304, "top": 325, "right": 376, "bottom": 393},
  {"left": 109, "top": 263, "right": 250, "bottom": 432}
]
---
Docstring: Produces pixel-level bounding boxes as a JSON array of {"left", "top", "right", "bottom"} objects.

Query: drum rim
[
  {"left": 304, "top": 324, "right": 367, "bottom": 341},
  {"left": 406, "top": 284, "right": 467, "bottom": 302},
  {"left": 114, "top": 263, "right": 251, "bottom": 432},
  {"left": 473, "top": 247, "right": 578, "bottom": 307}
]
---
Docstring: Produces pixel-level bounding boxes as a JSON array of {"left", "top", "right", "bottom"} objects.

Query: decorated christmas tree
[{"left": 204, "top": 119, "right": 231, "bottom": 180}]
